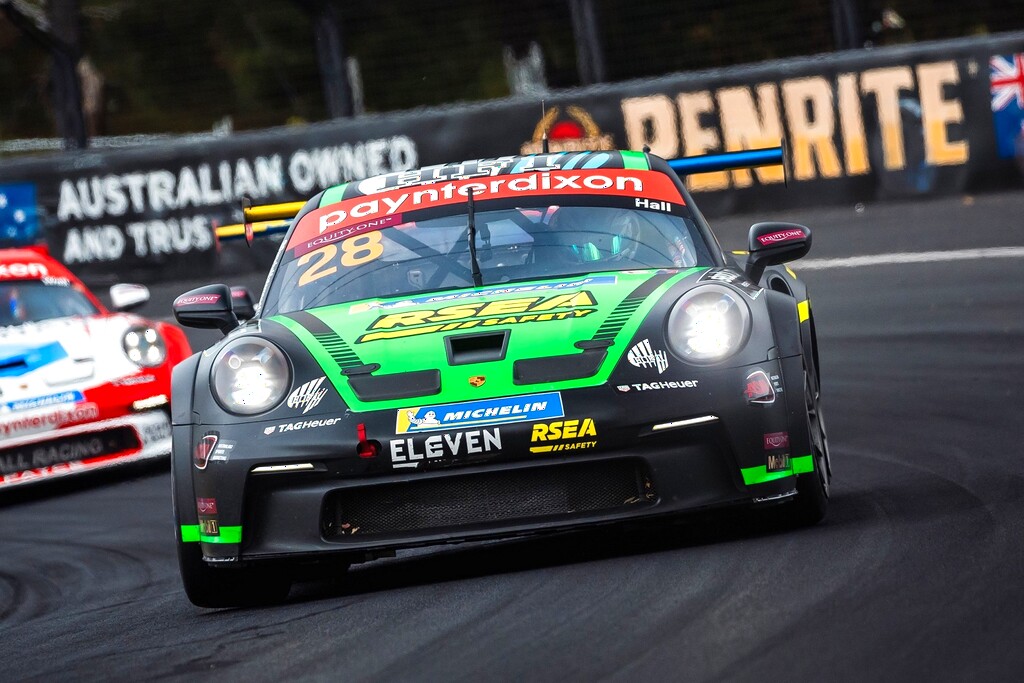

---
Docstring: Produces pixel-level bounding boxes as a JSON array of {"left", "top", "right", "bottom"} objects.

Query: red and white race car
[{"left": 0, "top": 247, "right": 191, "bottom": 488}]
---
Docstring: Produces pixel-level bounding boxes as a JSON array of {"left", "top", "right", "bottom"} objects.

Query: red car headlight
[{"left": 122, "top": 326, "right": 167, "bottom": 368}]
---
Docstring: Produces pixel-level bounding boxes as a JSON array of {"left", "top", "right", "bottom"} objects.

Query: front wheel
[
  {"left": 785, "top": 371, "right": 831, "bottom": 526},
  {"left": 177, "top": 540, "right": 291, "bottom": 608}
]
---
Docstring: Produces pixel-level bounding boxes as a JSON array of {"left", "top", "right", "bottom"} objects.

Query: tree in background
[
  {"left": 1, "top": 0, "right": 87, "bottom": 148},
  {"left": 2, "top": 0, "right": 1022, "bottom": 146}
]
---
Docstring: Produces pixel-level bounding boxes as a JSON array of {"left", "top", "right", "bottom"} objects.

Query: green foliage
[
  {"left": 85, "top": 0, "right": 323, "bottom": 133},
  {"left": 0, "top": 19, "right": 51, "bottom": 138},
  {"left": 1, "top": 0, "right": 1023, "bottom": 142}
]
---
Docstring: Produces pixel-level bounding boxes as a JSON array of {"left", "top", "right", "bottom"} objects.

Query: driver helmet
[
  {"left": 3, "top": 287, "right": 26, "bottom": 324},
  {"left": 548, "top": 207, "right": 643, "bottom": 262}
]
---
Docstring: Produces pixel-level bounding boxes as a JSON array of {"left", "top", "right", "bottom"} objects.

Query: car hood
[
  {"left": 0, "top": 315, "right": 142, "bottom": 406},
  {"left": 270, "top": 269, "right": 702, "bottom": 412}
]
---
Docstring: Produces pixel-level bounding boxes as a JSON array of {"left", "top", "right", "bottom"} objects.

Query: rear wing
[
  {"left": 668, "top": 146, "right": 784, "bottom": 176},
  {"left": 216, "top": 146, "right": 786, "bottom": 244},
  {"left": 215, "top": 200, "right": 305, "bottom": 244}
]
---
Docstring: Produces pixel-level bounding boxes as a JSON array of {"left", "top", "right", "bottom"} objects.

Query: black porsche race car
[{"left": 171, "top": 147, "right": 830, "bottom": 607}]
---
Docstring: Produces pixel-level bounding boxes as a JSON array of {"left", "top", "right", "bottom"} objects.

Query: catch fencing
[{"left": 0, "top": 31, "right": 1022, "bottom": 283}]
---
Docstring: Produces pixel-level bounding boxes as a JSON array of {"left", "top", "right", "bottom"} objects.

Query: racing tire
[
  {"left": 177, "top": 541, "right": 292, "bottom": 608},
  {"left": 785, "top": 371, "right": 831, "bottom": 526}
]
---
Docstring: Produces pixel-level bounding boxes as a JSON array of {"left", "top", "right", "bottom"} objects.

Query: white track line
[{"left": 795, "top": 246, "right": 1024, "bottom": 270}]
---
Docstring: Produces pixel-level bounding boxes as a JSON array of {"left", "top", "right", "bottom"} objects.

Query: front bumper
[
  {"left": 177, "top": 355, "right": 810, "bottom": 563},
  {"left": 0, "top": 409, "right": 171, "bottom": 488},
  {"left": 242, "top": 426, "right": 779, "bottom": 561}
]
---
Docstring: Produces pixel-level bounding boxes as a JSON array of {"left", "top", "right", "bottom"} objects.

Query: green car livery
[{"left": 171, "top": 149, "right": 830, "bottom": 607}]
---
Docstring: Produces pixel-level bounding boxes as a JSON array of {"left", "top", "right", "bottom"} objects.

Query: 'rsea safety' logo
[{"left": 529, "top": 418, "right": 598, "bottom": 453}]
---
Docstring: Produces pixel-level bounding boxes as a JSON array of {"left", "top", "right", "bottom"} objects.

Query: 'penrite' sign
[{"left": 620, "top": 61, "right": 969, "bottom": 190}]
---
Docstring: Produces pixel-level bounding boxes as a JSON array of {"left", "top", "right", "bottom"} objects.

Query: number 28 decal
[{"left": 297, "top": 232, "right": 385, "bottom": 287}]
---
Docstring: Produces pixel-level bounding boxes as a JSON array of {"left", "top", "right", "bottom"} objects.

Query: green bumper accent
[
  {"left": 179, "top": 525, "right": 243, "bottom": 544},
  {"left": 741, "top": 454, "right": 814, "bottom": 486},
  {"left": 791, "top": 454, "right": 814, "bottom": 474}
]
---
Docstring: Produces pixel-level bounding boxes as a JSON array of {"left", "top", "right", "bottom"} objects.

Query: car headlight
[
  {"left": 122, "top": 326, "right": 167, "bottom": 368},
  {"left": 211, "top": 338, "right": 291, "bottom": 415},
  {"left": 666, "top": 284, "right": 751, "bottom": 365}
]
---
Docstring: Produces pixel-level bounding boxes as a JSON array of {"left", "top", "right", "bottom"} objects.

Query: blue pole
[{"left": 668, "top": 147, "right": 784, "bottom": 175}]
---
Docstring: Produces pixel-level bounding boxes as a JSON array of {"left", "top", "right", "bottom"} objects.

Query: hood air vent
[
  {"left": 445, "top": 331, "right": 509, "bottom": 365},
  {"left": 0, "top": 358, "right": 28, "bottom": 375},
  {"left": 348, "top": 369, "right": 441, "bottom": 401},
  {"left": 513, "top": 340, "right": 610, "bottom": 385}
]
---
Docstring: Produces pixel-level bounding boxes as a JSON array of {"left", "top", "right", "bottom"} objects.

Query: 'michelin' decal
[{"left": 397, "top": 392, "right": 564, "bottom": 434}]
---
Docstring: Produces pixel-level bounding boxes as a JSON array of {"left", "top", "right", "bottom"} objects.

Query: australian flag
[
  {"left": 0, "top": 183, "right": 40, "bottom": 247},
  {"left": 989, "top": 54, "right": 1024, "bottom": 159}
]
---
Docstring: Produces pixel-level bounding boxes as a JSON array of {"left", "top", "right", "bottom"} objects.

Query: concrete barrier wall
[{"left": 1, "top": 31, "right": 1022, "bottom": 282}]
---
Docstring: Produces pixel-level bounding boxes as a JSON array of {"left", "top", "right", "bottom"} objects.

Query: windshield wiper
[{"left": 467, "top": 188, "right": 483, "bottom": 287}]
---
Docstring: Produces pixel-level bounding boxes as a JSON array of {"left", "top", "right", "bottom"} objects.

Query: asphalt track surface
[{"left": 2, "top": 190, "right": 1023, "bottom": 681}]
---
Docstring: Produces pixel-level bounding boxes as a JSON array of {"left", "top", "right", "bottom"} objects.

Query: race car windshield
[
  {"left": 0, "top": 281, "right": 98, "bottom": 327},
  {"left": 264, "top": 202, "right": 713, "bottom": 316}
]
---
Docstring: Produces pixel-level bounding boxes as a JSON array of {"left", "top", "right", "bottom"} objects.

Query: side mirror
[
  {"left": 230, "top": 286, "right": 256, "bottom": 321},
  {"left": 744, "top": 222, "right": 812, "bottom": 283},
  {"left": 109, "top": 283, "right": 150, "bottom": 312},
  {"left": 172, "top": 284, "right": 238, "bottom": 335}
]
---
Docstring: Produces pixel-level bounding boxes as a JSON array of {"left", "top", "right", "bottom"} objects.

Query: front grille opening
[{"left": 324, "top": 459, "right": 654, "bottom": 538}]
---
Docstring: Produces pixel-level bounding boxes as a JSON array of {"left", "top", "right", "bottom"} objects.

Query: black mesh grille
[{"left": 326, "top": 460, "right": 653, "bottom": 537}]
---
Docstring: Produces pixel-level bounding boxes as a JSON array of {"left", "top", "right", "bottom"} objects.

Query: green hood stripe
[
  {"left": 741, "top": 454, "right": 814, "bottom": 486},
  {"left": 592, "top": 272, "right": 676, "bottom": 341},
  {"left": 592, "top": 298, "right": 644, "bottom": 342},
  {"left": 620, "top": 151, "right": 649, "bottom": 170},
  {"left": 319, "top": 182, "right": 350, "bottom": 207},
  {"left": 283, "top": 311, "right": 364, "bottom": 370}
]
